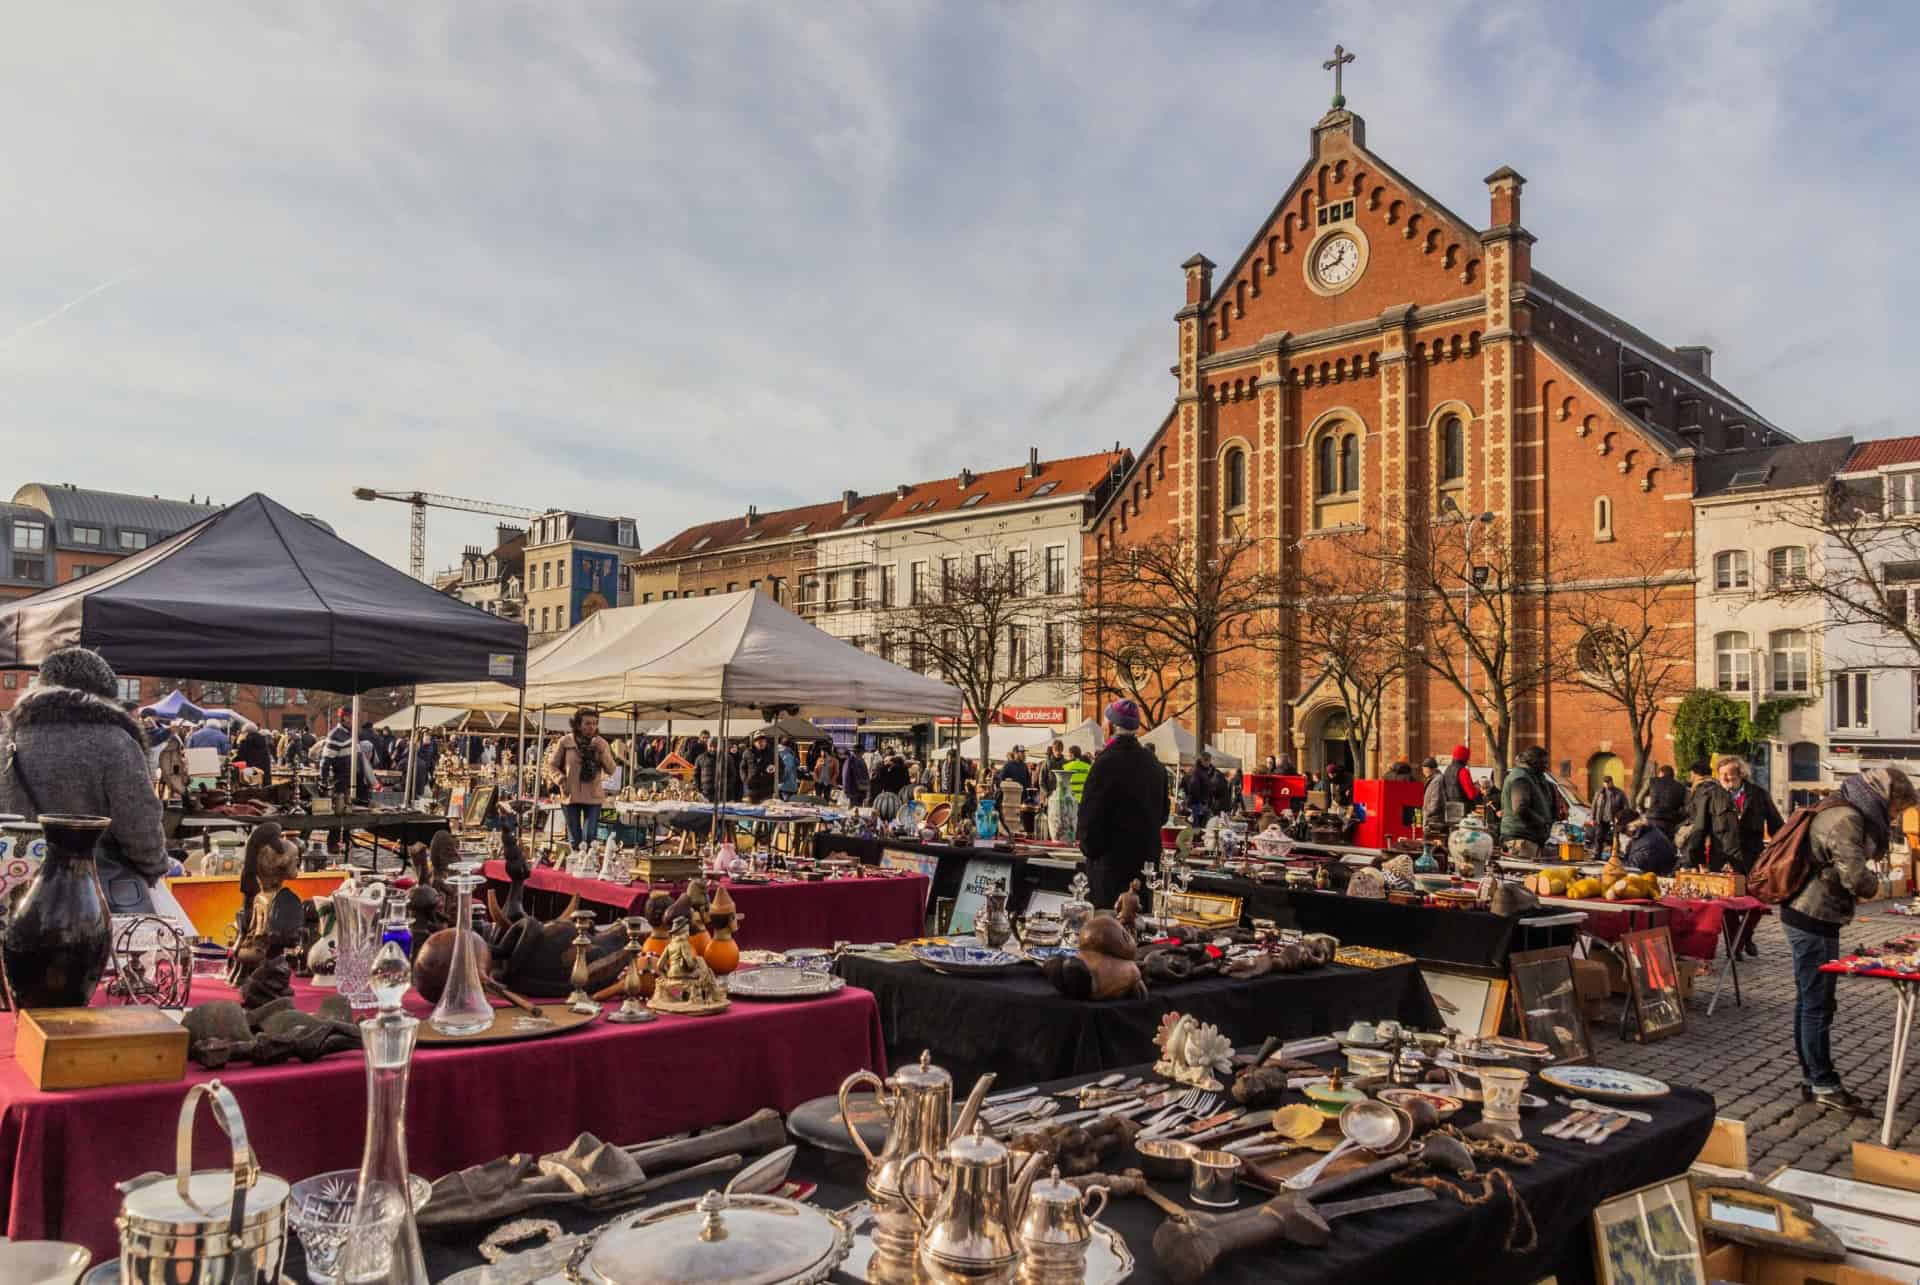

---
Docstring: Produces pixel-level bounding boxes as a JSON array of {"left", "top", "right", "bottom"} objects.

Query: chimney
[
  {"left": 841, "top": 489, "right": 859, "bottom": 514},
  {"left": 958, "top": 468, "right": 975, "bottom": 489},
  {"left": 1025, "top": 447, "right": 1040, "bottom": 479},
  {"left": 894, "top": 483, "right": 910, "bottom": 499},
  {"left": 1674, "top": 345, "right": 1713, "bottom": 380},
  {"left": 745, "top": 504, "right": 760, "bottom": 525},
  {"left": 1182, "top": 254, "right": 1214, "bottom": 308},
  {"left": 1484, "top": 166, "right": 1525, "bottom": 227}
]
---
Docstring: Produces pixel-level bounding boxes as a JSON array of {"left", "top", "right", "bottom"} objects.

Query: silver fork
[{"left": 1141, "top": 1090, "right": 1218, "bottom": 1139}]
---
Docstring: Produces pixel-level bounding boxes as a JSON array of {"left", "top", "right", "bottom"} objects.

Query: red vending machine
[
  {"left": 1350, "top": 778, "right": 1425, "bottom": 848},
  {"left": 1245, "top": 773, "right": 1310, "bottom": 815}
]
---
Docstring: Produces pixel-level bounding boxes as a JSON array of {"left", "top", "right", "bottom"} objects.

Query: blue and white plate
[
  {"left": 1538, "top": 1065, "right": 1670, "bottom": 1102},
  {"left": 909, "top": 944, "right": 1026, "bottom": 976},
  {"left": 1022, "top": 945, "right": 1078, "bottom": 964}
]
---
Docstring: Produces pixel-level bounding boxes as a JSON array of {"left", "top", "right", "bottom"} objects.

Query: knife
[
  {"left": 1585, "top": 1115, "right": 1633, "bottom": 1145},
  {"left": 985, "top": 1085, "right": 1040, "bottom": 1107},
  {"left": 1187, "top": 1110, "right": 1270, "bottom": 1145},
  {"left": 1178, "top": 1108, "right": 1247, "bottom": 1137},
  {"left": 1561, "top": 1097, "right": 1654, "bottom": 1124},
  {"left": 1542, "top": 1111, "right": 1592, "bottom": 1139},
  {"left": 1317, "top": 1188, "right": 1437, "bottom": 1218}
]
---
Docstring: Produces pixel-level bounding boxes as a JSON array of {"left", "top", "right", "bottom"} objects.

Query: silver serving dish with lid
[
  {"left": 116, "top": 1080, "right": 289, "bottom": 1283},
  {"left": 574, "top": 1189, "right": 852, "bottom": 1285}
]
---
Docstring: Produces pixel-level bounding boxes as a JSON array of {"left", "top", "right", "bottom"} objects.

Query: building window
[
  {"left": 1438, "top": 416, "right": 1464, "bottom": 484},
  {"left": 642, "top": 592, "right": 653, "bottom": 603},
  {"left": 1768, "top": 546, "right": 1808, "bottom": 587},
  {"left": 1888, "top": 472, "right": 1920, "bottom": 517},
  {"left": 1832, "top": 670, "right": 1869, "bottom": 730},
  {"left": 1714, "top": 631, "right": 1751, "bottom": 692},
  {"left": 726, "top": 581, "right": 738, "bottom": 593},
  {"left": 1222, "top": 447, "right": 1247, "bottom": 511},
  {"left": 11, "top": 558, "right": 44, "bottom": 580},
  {"left": 1712, "top": 550, "right": 1750, "bottom": 591},
  {"left": 70, "top": 565, "right": 98, "bottom": 580},
  {"left": 880, "top": 564, "right": 897, "bottom": 607},
  {"left": 909, "top": 561, "right": 927, "bottom": 604},
  {"left": 909, "top": 639, "right": 928, "bottom": 672},
  {"left": 1594, "top": 496, "right": 1613, "bottom": 541},
  {"left": 703, "top": 587, "right": 714, "bottom": 596},
  {"left": 12, "top": 522, "right": 44, "bottom": 551},
  {"left": 1311, "top": 424, "right": 1360, "bottom": 527},
  {"left": 1007, "top": 549, "right": 1028, "bottom": 596},
  {"left": 541, "top": 562, "right": 551, "bottom": 589},
  {"left": 557, "top": 560, "right": 565, "bottom": 587},
  {"left": 1044, "top": 622, "right": 1066, "bottom": 676},
  {"left": 617, "top": 519, "right": 637, "bottom": 548},
  {"left": 119, "top": 530, "right": 148, "bottom": 551},
  {"left": 824, "top": 573, "right": 839, "bottom": 612},
  {"left": 71, "top": 525, "right": 101, "bottom": 546},
  {"left": 259, "top": 686, "right": 287, "bottom": 706},
  {"left": 852, "top": 568, "right": 868, "bottom": 606},
  {"left": 3, "top": 673, "right": 17, "bottom": 689},
  {"left": 974, "top": 553, "right": 991, "bottom": 585},
  {"left": 202, "top": 683, "right": 232, "bottom": 705},
  {"left": 848, "top": 635, "right": 866, "bottom": 653},
  {"left": 1788, "top": 741, "right": 1821, "bottom": 782},
  {"left": 540, "top": 607, "right": 550, "bottom": 631},
  {"left": 1007, "top": 625, "right": 1030, "bottom": 678},
  {"left": 1045, "top": 546, "right": 1066, "bottom": 596},
  {"left": 556, "top": 605, "right": 569, "bottom": 628},
  {"left": 1316, "top": 435, "right": 1336, "bottom": 497},
  {"left": 117, "top": 678, "right": 142, "bottom": 703},
  {"left": 1885, "top": 561, "right": 1920, "bottom": 623},
  {"left": 1770, "top": 630, "right": 1809, "bottom": 693},
  {"left": 941, "top": 557, "right": 958, "bottom": 601}
]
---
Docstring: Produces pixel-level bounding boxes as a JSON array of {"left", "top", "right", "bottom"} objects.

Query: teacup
[{"left": 1342, "top": 1021, "right": 1378, "bottom": 1044}]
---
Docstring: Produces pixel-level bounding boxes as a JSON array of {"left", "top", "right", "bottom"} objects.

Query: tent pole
[
  {"left": 403, "top": 702, "right": 420, "bottom": 802},
  {"left": 513, "top": 686, "right": 527, "bottom": 801},
  {"left": 348, "top": 691, "right": 361, "bottom": 862},
  {"left": 710, "top": 705, "right": 728, "bottom": 848}
]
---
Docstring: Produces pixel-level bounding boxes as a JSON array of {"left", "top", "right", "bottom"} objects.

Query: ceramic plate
[
  {"left": 1538, "top": 1065, "right": 1671, "bottom": 1102},
  {"left": 725, "top": 968, "right": 846, "bottom": 1000},
  {"left": 1483, "top": 1036, "right": 1553, "bottom": 1058},
  {"left": 1022, "top": 945, "right": 1078, "bottom": 964},
  {"left": 909, "top": 944, "right": 1026, "bottom": 976}
]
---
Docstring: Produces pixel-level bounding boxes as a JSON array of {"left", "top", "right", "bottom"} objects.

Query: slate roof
[
  {"left": 12, "top": 484, "right": 217, "bottom": 545},
  {"left": 1693, "top": 437, "right": 1855, "bottom": 497}
]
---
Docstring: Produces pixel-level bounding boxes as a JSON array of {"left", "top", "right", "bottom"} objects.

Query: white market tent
[
  {"left": 944, "top": 725, "right": 1050, "bottom": 763},
  {"left": 416, "top": 591, "right": 963, "bottom": 723},
  {"left": 374, "top": 705, "right": 468, "bottom": 732},
  {"left": 1141, "top": 720, "right": 1243, "bottom": 770},
  {"left": 1050, "top": 717, "right": 1106, "bottom": 755}
]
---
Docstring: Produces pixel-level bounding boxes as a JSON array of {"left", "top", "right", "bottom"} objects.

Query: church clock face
[{"left": 1314, "top": 234, "right": 1360, "bottom": 286}]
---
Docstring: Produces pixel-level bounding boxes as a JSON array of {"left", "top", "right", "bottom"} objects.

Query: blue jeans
[
  {"left": 1785, "top": 924, "right": 1841, "bottom": 1090},
  {"left": 563, "top": 803, "right": 602, "bottom": 848}
]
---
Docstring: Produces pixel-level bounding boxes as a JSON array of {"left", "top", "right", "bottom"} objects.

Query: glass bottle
[
  {"left": 429, "top": 863, "right": 493, "bottom": 1036},
  {"left": 380, "top": 891, "right": 412, "bottom": 960},
  {"left": 343, "top": 941, "right": 429, "bottom": 1283}
]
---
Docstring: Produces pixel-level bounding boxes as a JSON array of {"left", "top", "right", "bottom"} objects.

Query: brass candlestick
[
  {"left": 606, "top": 916, "right": 656, "bottom": 1024},
  {"left": 567, "top": 909, "right": 599, "bottom": 1014}
]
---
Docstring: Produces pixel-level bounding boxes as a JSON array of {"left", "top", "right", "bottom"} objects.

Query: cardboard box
[
  {"left": 16, "top": 1006, "right": 187, "bottom": 1091},
  {"left": 1572, "top": 956, "right": 1614, "bottom": 1021}
]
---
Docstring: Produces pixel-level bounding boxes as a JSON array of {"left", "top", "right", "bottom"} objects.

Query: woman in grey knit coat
[{"left": 0, "top": 646, "right": 168, "bottom": 913}]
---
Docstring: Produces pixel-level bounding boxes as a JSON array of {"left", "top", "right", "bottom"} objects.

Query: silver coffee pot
[
  {"left": 901, "top": 1124, "right": 1045, "bottom": 1285},
  {"left": 1014, "top": 1166, "right": 1107, "bottom": 1285}
]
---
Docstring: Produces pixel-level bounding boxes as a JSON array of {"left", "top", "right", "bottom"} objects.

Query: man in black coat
[
  {"left": 1680, "top": 759, "right": 1740, "bottom": 869},
  {"left": 1077, "top": 700, "right": 1170, "bottom": 910},
  {"left": 1640, "top": 764, "right": 1687, "bottom": 838}
]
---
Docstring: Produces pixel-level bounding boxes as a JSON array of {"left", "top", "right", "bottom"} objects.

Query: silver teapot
[
  {"left": 1014, "top": 1166, "right": 1107, "bottom": 1285},
  {"left": 839, "top": 1053, "right": 995, "bottom": 1285},
  {"left": 901, "top": 1124, "right": 1045, "bottom": 1285}
]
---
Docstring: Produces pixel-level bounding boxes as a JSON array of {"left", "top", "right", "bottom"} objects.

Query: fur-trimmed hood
[{"left": 4, "top": 684, "right": 144, "bottom": 747}]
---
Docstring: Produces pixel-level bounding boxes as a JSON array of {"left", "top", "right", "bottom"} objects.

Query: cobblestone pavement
[{"left": 1583, "top": 911, "right": 1918, "bottom": 1178}]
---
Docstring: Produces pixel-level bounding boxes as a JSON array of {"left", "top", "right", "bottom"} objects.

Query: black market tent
[{"left": 0, "top": 492, "right": 527, "bottom": 692}]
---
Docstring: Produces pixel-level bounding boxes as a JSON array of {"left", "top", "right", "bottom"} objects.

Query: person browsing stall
[
  {"left": 1077, "top": 700, "right": 1169, "bottom": 909},
  {"left": 545, "top": 707, "right": 616, "bottom": 847}
]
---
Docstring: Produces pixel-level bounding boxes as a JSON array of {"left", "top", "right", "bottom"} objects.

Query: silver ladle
[{"left": 1283, "top": 1100, "right": 1412, "bottom": 1190}]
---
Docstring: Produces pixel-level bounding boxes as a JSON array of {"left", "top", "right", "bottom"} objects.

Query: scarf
[
  {"left": 1839, "top": 770, "right": 1893, "bottom": 855},
  {"left": 572, "top": 733, "right": 598, "bottom": 783}
]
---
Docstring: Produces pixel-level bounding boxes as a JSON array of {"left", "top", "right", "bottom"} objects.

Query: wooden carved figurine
[
  {"left": 1114, "top": 879, "right": 1144, "bottom": 935},
  {"left": 703, "top": 884, "right": 741, "bottom": 975},
  {"left": 231, "top": 824, "right": 304, "bottom": 1008},
  {"left": 1040, "top": 911, "right": 1146, "bottom": 1002}
]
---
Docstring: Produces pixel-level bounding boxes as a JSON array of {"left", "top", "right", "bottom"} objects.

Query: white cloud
[{"left": 0, "top": 1, "right": 1909, "bottom": 568}]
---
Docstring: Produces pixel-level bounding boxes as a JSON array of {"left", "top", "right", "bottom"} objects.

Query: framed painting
[
  {"left": 1591, "top": 1175, "right": 1706, "bottom": 1285},
  {"left": 1508, "top": 946, "right": 1593, "bottom": 1064},
  {"left": 1620, "top": 926, "right": 1687, "bottom": 1043},
  {"left": 461, "top": 783, "right": 497, "bottom": 830},
  {"left": 1419, "top": 967, "right": 1508, "bottom": 1038}
]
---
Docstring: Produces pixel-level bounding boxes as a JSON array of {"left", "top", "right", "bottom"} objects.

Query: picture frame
[
  {"left": 1508, "top": 946, "right": 1593, "bottom": 1064},
  {"left": 461, "top": 783, "right": 497, "bottom": 830},
  {"left": 1591, "top": 1175, "right": 1706, "bottom": 1285},
  {"left": 1419, "top": 967, "right": 1508, "bottom": 1038},
  {"left": 1620, "top": 926, "right": 1687, "bottom": 1043}
]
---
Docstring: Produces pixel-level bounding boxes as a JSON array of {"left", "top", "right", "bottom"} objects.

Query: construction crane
[{"left": 353, "top": 488, "right": 542, "bottom": 580}]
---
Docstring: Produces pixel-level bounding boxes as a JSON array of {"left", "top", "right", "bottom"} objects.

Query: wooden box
[
  {"left": 1670, "top": 869, "right": 1746, "bottom": 899},
  {"left": 17, "top": 1007, "right": 188, "bottom": 1091},
  {"left": 1161, "top": 890, "right": 1243, "bottom": 930}
]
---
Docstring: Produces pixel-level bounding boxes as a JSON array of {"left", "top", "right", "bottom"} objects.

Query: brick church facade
[{"left": 1088, "top": 95, "right": 1788, "bottom": 789}]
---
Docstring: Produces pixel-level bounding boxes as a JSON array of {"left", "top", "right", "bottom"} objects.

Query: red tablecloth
[
  {"left": 482, "top": 862, "right": 931, "bottom": 951},
  {"left": 1576, "top": 895, "right": 1770, "bottom": 960},
  {"left": 0, "top": 975, "right": 885, "bottom": 1260}
]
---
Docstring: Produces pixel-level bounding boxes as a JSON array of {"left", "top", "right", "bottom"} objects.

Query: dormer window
[
  {"left": 1031, "top": 481, "right": 1059, "bottom": 497},
  {"left": 1315, "top": 199, "right": 1356, "bottom": 227},
  {"left": 961, "top": 494, "right": 987, "bottom": 508},
  {"left": 1889, "top": 472, "right": 1920, "bottom": 517}
]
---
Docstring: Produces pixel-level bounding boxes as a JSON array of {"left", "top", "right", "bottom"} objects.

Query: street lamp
[{"left": 1439, "top": 496, "right": 1496, "bottom": 751}]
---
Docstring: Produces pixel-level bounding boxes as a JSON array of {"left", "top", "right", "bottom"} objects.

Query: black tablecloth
[
  {"left": 833, "top": 955, "right": 1439, "bottom": 1086},
  {"left": 390, "top": 1047, "right": 1713, "bottom": 1285},
  {"left": 1191, "top": 875, "right": 1532, "bottom": 973}
]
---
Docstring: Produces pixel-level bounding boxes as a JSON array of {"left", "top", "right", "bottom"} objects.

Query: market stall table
[
  {"left": 1550, "top": 895, "right": 1770, "bottom": 1010},
  {"left": 834, "top": 953, "right": 1438, "bottom": 1087},
  {"left": 814, "top": 832, "right": 1083, "bottom": 920},
  {"left": 481, "top": 860, "right": 930, "bottom": 951},
  {"left": 168, "top": 807, "right": 451, "bottom": 853},
  {"left": 398, "top": 1046, "right": 1716, "bottom": 1285},
  {"left": 1821, "top": 956, "right": 1919, "bottom": 1146},
  {"left": 0, "top": 974, "right": 886, "bottom": 1261}
]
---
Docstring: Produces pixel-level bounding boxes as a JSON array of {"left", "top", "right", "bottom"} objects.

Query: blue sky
[{"left": 4, "top": 1, "right": 1912, "bottom": 570}]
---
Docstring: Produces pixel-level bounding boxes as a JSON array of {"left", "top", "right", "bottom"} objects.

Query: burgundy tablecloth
[
  {"left": 0, "top": 975, "right": 885, "bottom": 1260},
  {"left": 1577, "top": 895, "right": 1769, "bottom": 960},
  {"left": 482, "top": 862, "right": 931, "bottom": 952}
]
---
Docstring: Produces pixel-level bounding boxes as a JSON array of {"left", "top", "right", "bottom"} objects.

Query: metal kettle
[{"left": 901, "top": 1124, "right": 1045, "bottom": 1285}]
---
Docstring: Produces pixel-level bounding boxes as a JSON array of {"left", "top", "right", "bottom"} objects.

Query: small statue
[
  {"left": 407, "top": 881, "right": 448, "bottom": 953},
  {"left": 647, "top": 916, "right": 729, "bottom": 1015},
  {"left": 1152, "top": 1013, "right": 1233, "bottom": 1091},
  {"left": 704, "top": 884, "right": 741, "bottom": 975},
  {"left": 229, "top": 825, "right": 304, "bottom": 1008},
  {"left": 1040, "top": 911, "right": 1146, "bottom": 1002},
  {"left": 485, "top": 811, "right": 533, "bottom": 926},
  {"left": 1114, "top": 879, "right": 1143, "bottom": 934},
  {"left": 980, "top": 883, "right": 1013, "bottom": 949}
]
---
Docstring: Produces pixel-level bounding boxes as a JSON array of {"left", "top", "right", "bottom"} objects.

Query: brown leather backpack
[{"left": 1748, "top": 795, "right": 1852, "bottom": 904}]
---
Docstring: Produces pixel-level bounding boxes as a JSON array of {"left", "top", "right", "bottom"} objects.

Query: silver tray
[
  {"left": 725, "top": 967, "right": 848, "bottom": 1000},
  {"left": 841, "top": 1201, "right": 1133, "bottom": 1283}
]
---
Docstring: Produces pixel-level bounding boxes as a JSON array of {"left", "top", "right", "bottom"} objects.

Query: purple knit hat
[{"left": 1104, "top": 699, "right": 1142, "bottom": 732}]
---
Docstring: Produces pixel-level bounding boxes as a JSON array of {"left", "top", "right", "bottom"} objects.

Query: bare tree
[
  {"left": 1554, "top": 538, "right": 1695, "bottom": 795},
  {"left": 1767, "top": 477, "right": 1920, "bottom": 664},
  {"left": 1257, "top": 555, "right": 1410, "bottom": 777},
  {"left": 1335, "top": 518, "right": 1575, "bottom": 773},
  {"left": 874, "top": 544, "right": 1046, "bottom": 770},
  {"left": 1076, "top": 530, "right": 1276, "bottom": 743}
]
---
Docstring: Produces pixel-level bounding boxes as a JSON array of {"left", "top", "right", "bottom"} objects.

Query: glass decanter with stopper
[
  {"left": 429, "top": 861, "right": 494, "bottom": 1037},
  {"left": 342, "top": 941, "right": 430, "bottom": 1284}
]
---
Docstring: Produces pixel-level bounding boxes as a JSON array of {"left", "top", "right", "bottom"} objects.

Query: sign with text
[
  {"left": 936, "top": 706, "right": 1067, "bottom": 727},
  {"left": 947, "top": 857, "right": 1013, "bottom": 936}
]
